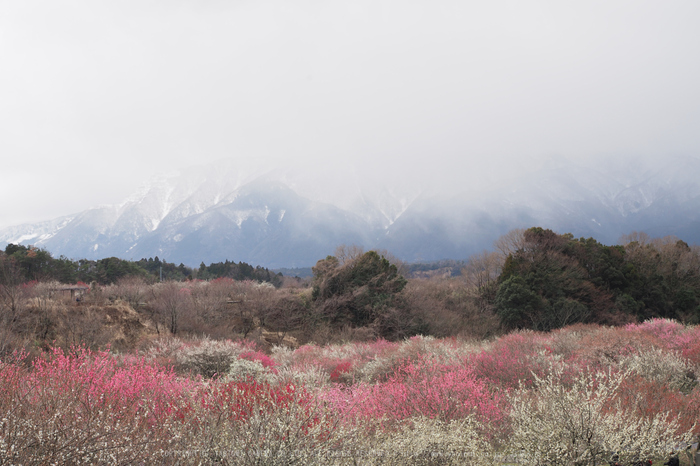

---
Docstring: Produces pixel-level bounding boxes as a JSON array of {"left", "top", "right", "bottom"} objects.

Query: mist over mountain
[{"left": 2, "top": 156, "right": 699, "bottom": 268}]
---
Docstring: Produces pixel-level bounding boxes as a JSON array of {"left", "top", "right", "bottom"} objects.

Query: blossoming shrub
[
  {"left": 617, "top": 346, "right": 698, "bottom": 393},
  {"left": 3, "top": 319, "right": 700, "bottom": 463},
  {"left": 225, "top": 357, "right": 269, "bottom": 382},
  {"left": 367, "top": 416, "right": 494, "bottom": 466},
  {"left": 685, "top": 387, "right": 700, "bottom": 436},
  {"left": 615, "top": 374, "right": 700, "bottom": 436},
  {"left": 671, "top": 324, "right": 700, "bottom": 366},
  {"left": 507, "top": 365, "right": 694, "bottom": 466},
  {"left": 324, "top": 355, "right": 506, "bottom": 438},
  {"left": 567, "top": 324, "right": 658, "bottom": 370},
  {"left": 142, "top": 336, "right": 252, "bottom": 378},
  {"left": 0, "top": 347, "right": 194, "bottom": 464},
  {"left": 268, "top": 364, "right": 331, "bottom": 389},
  {"left": 354, "top": 335, "right": 478, "bottom": 383},
  {"left": 281, "top": 336, "right": 479, "bottom": 384},
  {"left": 283, "top": 339, "right": 400, "bottom": 383},
  {"left": 625, "top": 318, "right": 686, "bottom": 348},
  {"left": 470, "top": 331, "right": 550, "bottom": 388},
  {"left": 545, "top": 323, "right": 602, "bottom": 361},
  {"left": 171, "top": 379, "right": 354, "bottom": 465},
  {"left": 239, "top": 349, "right": 278, "bottom": 369},
  {"left": 0, "top": 348, "right": 352, "bottom": 465}
]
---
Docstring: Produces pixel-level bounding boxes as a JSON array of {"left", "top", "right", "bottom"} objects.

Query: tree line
[
  {"left": 1, "top": 227, "right": 699, "bottom": 349},
  {"left": 1, "top": 244, "right": 282, "bottom": 286}
]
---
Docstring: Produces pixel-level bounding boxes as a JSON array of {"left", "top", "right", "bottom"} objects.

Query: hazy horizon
[{"left": 2, "top": 1, "right": 699, "bottom": 229}]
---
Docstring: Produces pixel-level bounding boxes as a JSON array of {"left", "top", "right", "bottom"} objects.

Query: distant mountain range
[{"left": 2, "top": 156, "right": 700, "bottom": 268}]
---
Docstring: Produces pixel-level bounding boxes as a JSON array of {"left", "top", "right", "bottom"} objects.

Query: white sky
[{"left": 1, "top": 0, "right": 699, "bottom": 228}]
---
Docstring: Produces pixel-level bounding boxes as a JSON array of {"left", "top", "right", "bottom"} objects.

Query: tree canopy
[
  {"left": 493, "top": 227, "right": 700, "bottom": 331},
  {"left": 1, "top": 244, "right": 282, "bottom": 286},
  {"left": 312, "top": 250, "right": 409, "bottom": 335}
]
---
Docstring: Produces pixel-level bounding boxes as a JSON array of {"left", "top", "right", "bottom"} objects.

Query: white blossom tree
[{"left": 507, "top": 365, "right": 694, "bottom": 466}]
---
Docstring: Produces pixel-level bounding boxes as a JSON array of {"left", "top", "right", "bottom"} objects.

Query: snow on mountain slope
[
  {"left": 124, "top": 180, "right": 375, "bottom": 268},
  {"left": 0, "top": 215, "right": 76, "bottom": 246},
  {"left": 2, "top": 156, "right": 700, "bottom": 267},
  {"left": 612, "top": 156, "right": 700, "bottom": 216}
]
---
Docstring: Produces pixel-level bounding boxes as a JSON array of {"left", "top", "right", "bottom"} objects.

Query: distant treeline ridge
[{"left": 1, "top": 243, "right": 282, "bottom": 286}]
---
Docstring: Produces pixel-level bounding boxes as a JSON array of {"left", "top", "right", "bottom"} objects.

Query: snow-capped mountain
[{"left": 2, "top": 156, "right": 700, "bottom": 267}]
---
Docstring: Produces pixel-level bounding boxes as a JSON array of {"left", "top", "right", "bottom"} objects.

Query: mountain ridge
[{"left": 2, "top": 156, "right": 700, "bottom": 267}]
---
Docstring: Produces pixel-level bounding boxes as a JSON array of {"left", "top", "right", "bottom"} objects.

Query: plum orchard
[{"left": 1, "top": 319, "right": 698, "bottom": 465}]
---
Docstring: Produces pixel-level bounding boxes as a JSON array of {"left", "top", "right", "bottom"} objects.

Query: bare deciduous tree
[
  {"left": 112, "top": 276, "right": 149, "bottom": 309},
  {"left": 462, "top": 250, "right": 502, "bottom": 292},
  {"left": 263, "top": 289, "right": 309, "bottom": 344},
  {"left": 619, "top": 230, "right": 652, "bottom": 247},
  {"left": 334, "top": 244, "right": 365, "bottom": 266},
  {"left": 372, "top": 248, "right": 410, "bottom": 277},
  {"left": 60, "top": 307, "right": 112, "bottom": 351},
  {"left": 401, "top": 278, "right": 500, "bottom": 339},
  {"left": 0, "top": 255, "right": 26, "bottom": 330},
  {"left": 149, "top": 282, "right": 186, "bottom": 335},
  {"left": 241, "top": 281, "right": 276, "bottom": 335},
  {"left": 493, "top": 228, "right": 526, "bottom": 260}
]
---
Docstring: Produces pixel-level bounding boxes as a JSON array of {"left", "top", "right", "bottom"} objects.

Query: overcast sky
[{"left": 1, "top": 0, "right": 699, "bottom": 229}]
